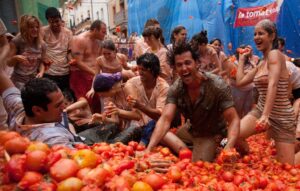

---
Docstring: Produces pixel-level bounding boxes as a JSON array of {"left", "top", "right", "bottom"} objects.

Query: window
[
  {"left": 96, "top": 11, "right": 99, "bottom": 20},
  {"left": 101, "top": 8, "right": 104, "bottom": 20},
  {"left": 87, "top": 10, "right": 90, "bottom": 18}
]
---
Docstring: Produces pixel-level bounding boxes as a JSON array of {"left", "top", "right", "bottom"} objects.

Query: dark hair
[
  {"left": 167, "top": 41, "right": 199, "bottom": 68},
  {"left": 278, "top": 37, "right": 285, "bottom": 47},
  {"left": 256, "top": 19, "right": 278, "bottom": 49},
  {"left": 143, "top": 26, "right": 161, "bottom": 39},
  {"left": 63, "top": 89, "right": 76, "bottom": 103},
  {"left": 144, "top": 18, "right": 160, "bottom": 28},
  {"left": 101, "top": 39, "right": 116, "bottom": 51},
  {"left": 21, "top": 78, "right": 59, "bottom": 117},
  {"left": 170, "top": 26, "right": 186, "bottom": 44},
  {"left": 45, "top": 7, "right": 61, "bottom": 20},
  {"left": 190, "top": 30, "right": 208, "bottom": 51},
  {"left": 210, "top": 38, "right": 222, "bottom": 45},
  {"left": 90, "top": 20, "right": 106, "bottom": 31},
  {"left": 142, "top": 26, "right": 165, "bottom": 46},
  {"left": 136, "top": 53, "right": 160, "bottom": 78}
]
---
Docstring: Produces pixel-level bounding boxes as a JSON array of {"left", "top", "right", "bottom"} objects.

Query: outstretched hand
[
  {"left": 104, "top": 102, "right": 119, "bottom": 116},
  {"left": 90, "top": 113, "right": 106, "bottom": 124}
]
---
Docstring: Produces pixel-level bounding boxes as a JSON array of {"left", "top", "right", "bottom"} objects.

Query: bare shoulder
[
  {"left": 268, "top": 49, "right": 285, "bottom": 64},
  {"left": 208, "top": 46, "right": 217, "bottom": 56},
  {"left": 62, "top": 27, "right": 73, "bottom": 37}
]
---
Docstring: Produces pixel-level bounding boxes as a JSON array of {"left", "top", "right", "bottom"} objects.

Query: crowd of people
[{"left": 0, "top": 7, "right": 300, "bottom": 167}]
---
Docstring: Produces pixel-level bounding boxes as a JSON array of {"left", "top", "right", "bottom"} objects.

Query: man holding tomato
[
  {"left": 146, "top": 41, "right": 240, "bottom": 162},
  {"left": 125, "top": 53, "right": 170, "bottom": 146}
]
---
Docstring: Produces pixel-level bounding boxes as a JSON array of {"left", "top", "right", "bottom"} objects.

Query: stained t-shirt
[{"left": 166, "top": 72, "right": 234, "bottom": 137}]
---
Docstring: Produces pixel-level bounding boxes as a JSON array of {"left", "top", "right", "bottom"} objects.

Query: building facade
[
  {"left": 108, "top": 0, "right": 127, "bottom": 34},
  {"left": 62, "top": 0, "right": 109, "bottom": 34}
]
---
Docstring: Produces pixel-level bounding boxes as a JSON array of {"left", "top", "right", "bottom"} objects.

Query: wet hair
[
  {"left": 142, "top": 26, "right": 165, "bottom": 46},
  {"left": 144, "top": 18, "right": 160, "bottom": 28},
  {"left": 21, "top": 78, "right": 59, "bottom": 117},
  {"left": 210, "top": 38, "right": 222, "bottom": 45},
  {"left": 90, "top": 20, "right": 106, "bottom": 31},
  {"left": 256, "top": 19, "right": 278, "bottom": 49},
  {"left": 101, "top": 39, "right": 116, "bottom": 51},
  {"left": 190, "top": 30, "right": 208, "bottom": 51},
  {"left": 278, "top": 37, "right": 285, "bottom": 47},
  {"left": 170, "top": 25, "right": 186, "bottom": 44},
  {"left": 136, "top": 53, "right": 160, "bottom": 78},
  {"left": 167, "top": 41, "right": 199, "bottom": 68},
  {"left": 45, "top": 7, "right": 61, "bottom": 20},
  {"left": 19, "top": 15, "right": 42, "bottom": 46},
  {"left": 192, "top": 30, "right": 208, "bottom": 46}
]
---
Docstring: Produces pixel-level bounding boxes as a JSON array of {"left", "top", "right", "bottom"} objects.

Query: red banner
[{"left": 234, "top": 2, "right": 278, "bottom": 28}]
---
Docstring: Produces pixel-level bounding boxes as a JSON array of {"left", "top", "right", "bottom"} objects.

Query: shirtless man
[
  {"left": 42, "top": 7, "right": 73, "bottom": 92},
  {"left": 70, "top": 20, "right": 107, "bottom": 113}
]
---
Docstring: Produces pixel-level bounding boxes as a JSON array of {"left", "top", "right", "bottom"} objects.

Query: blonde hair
[{"left": 19, "top": 15, "right": 42, "bottom": 46}]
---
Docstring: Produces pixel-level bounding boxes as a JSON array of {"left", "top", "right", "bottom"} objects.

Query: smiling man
[
  {"left": 0, "top": 40, "right": 79, "bottom": 147},
  {"left": 145, "top": 42, "right": 240, "bottom": 162},
  {"left": 125, "top": 53, "right": 169, "bottom": 145}
]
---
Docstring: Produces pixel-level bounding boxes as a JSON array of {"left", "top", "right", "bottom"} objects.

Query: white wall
[{"left": 64, "top": 0, "right": 109, "bottom": 28}]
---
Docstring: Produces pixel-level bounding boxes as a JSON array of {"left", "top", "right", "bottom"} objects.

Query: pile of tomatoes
[{"left": 0, "top": 130, "right": 300, "bottom": 191}]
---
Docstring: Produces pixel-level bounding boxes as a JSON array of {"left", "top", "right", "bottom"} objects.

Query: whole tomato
[
  {"left": 4, "top": 137, "right": 30, "bottom": 155},
  {"left": 128, "top": 141, "right": 138, "bottom": 150},
  {"left": 160, "top": 147, "right": 171, "bottom": 156},
  {"left": 136, "top": 144, "right": 145, "bottom": 151},
  {"left": 28, "top": 181, "right": 57, "bottom": 191},
  {"left": 17, "top": 171, "right": 43, "bottom": 190},
  {"left": 74, "top": 143, "right": 90, "bottom": 150},
  {"left": 57, "top": 177, "right": 83, "bottom": 191},
  {"left": 237, "top": 48, "right": 250, "bottom": 54},
  {"left": 76, "top": 167, "right": 91, "bottom": 180},
  {"left": 143, "top": 173, "right": 166, "bottom": 190},
  {"left": 72, "top": 149, "right": 98, "bottom": 169},
  {"left": 178, "top": 148, "right": 192, "bottom": 160},
  {"left": 105, "top": 176, "right": 131, "bottom": 191},
  {"left": 83, "top": 167, "right": 110, "bottom": 186},
  {"left": 167, "top": 166, "right": 182, "bottom": 182},
  {"left": 114, "top": 160, "right": 135, "bottom": 175},
  {"left": 25, "top": 150, "right": 47, "bottom": 172},
  {"left": 132, "top": 181, "right": 153, "bottom": 191},
  {"left": 5, "top": 154, "right": 26, "bottom": 182},
  {"left": 93, "top": 144, "right": 111, "bottom": 154},
  {"left": 50, "top": 158, "right": 79, "bottom": 182},
  {"left": 26, "top": 141, "right": 50, "bottom": 153},
  {"left": 45, "top": 152, "right": 62, "bottom": 170},
  {"left": 0, "top": 131, "right": 20, "bottom": 145},
  {"left": 222, "top": 171, "right": 234, "bottom": 182},
  {"left": 81, "top": 184, "right": 102, "bottom": 191}
]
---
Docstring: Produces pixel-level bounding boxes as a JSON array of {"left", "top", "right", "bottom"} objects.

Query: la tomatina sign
[{"left": 234, "top": 2, "right": 278, "bottom": 28}]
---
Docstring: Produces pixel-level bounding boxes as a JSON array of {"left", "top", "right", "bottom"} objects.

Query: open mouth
[
  {"left": 255, "top": 41, "right": 263, "bottom": 47},
  {"left": 182, "top": 73, "right": 191, "bottom": 80}
]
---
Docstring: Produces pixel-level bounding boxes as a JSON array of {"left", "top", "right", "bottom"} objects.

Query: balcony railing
[{"left": 114, "top": 9, "right": 127, "bottom": 25}]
